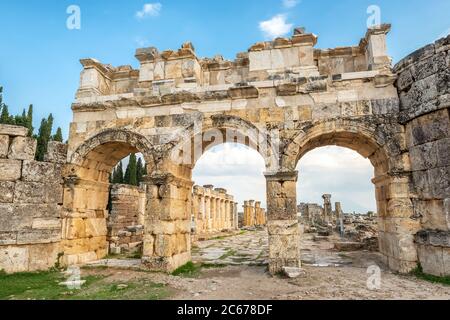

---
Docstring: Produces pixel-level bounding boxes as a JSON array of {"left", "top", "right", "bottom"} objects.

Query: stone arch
[
  {"left": 163, "top": 114, "right": 279, "bottom": 174},
  {"left": 69, "top": 128, "right": 155, "bottom": 174},
  {"left": 284, "top": 118, "right": 420, "bottom": 273},
  {"left": 62, "top": 129, "right": 154, "bottom": 267},
  {"left": 282, "top": 118, "right": 404, "bottom": 173}
]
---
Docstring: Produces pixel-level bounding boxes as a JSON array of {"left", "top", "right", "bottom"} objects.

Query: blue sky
[
  {"left": 1, "top": 0, "right": 448, "bottom": 212},
  {"left": 1, "top": 0, "right": 449, "bottom": 137}
]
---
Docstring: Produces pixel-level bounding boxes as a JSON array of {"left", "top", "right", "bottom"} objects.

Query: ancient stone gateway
[{"left": 57, "top": 25, "right": 449, "bottom": 275}]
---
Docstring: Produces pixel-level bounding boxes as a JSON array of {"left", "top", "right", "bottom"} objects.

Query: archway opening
[
  {"left": 62, "top": 131, "right": 153, "bottom": 266},
  {"left": 289, "top": 127, "right": 419, "bottom": 272},
  {"left": 296, "top": 146, "right": 381, "bottom": 267},
  {"left": 107, "top": 153, "right": 147, "bottom": 259},
  {"left": 190, "top": 142, "right": 269, "bottom": 267}
]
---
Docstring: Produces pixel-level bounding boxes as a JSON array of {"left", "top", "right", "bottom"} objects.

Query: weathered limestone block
[
  {"left": 44, "top": 141, "right": 68, "bottom": 164},
  {"left": 0, "top": 159, "right": 22, "bottom": 181},
  {"left": 0, "top": 134, "right": 9, "bottom": 158},
  {"left": 22, "top": 161, "right": 63, "bottom": 183},
  {"left": 378, "top": 231, "right": 418, "bottom": 273},
  {"left": 28, "top": 243, "right": 61, "bottom": 271},
  {"left": 414, "top": 199, "right": 450, "bottom": 231},
  {"left": 415, "top": 230, "right": 450, "bottom": 276},
  {"left": 8, "top": 136, "right": 37, "bottom": 160},
  {"left": 0, "top": 124, "right": 28, "bottom": 137},
  {"left": 14, "top": 181, "right": 63, "bottom": 204},
  {"left": 0, "top": 246, "right": 29, "bottom": 273},
  {"left": 16, "top": 229, "right": 61, "bottom": 245},
  {"left": 0, "top": 181, "right": 15, "bottom": 203},
  {"left": 0, "top": 231, "right": 17, "bottom": 245}
]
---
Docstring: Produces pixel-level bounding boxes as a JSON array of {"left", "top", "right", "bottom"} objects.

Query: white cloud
[
  {"left": 283, "top": 0, "right": 300, "bottom": 9},
  {"left": 136, "top": 3, "right": 162, "bottom": 19},
  {"left": 259, "top": 14, "right": 293, "bottom": 39}
]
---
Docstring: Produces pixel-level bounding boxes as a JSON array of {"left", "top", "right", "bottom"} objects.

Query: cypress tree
[
  {"left": 35, "top": 114, "right": 53, "bottom": 161},
  {"left": 124, "top": 154, "right": 138, "bottom": 186},
  {"left": 26, "top": 104, "right": 33, "bottom": 136},
  {"left": 0, "top": 104, "right": 11, "bottom": 124},
  {"left": 113, "top": 161, "right": 124, "bottom": 184},
  {"left": 136, "top": 157, "right": 144, "bottom": 184},
  {"left": 53, "top": 127, "right": 63, "bottom": 142}
]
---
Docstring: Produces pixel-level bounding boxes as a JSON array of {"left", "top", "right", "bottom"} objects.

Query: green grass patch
[
  {"left": 411, "top": 265, "right": 450, "bottom": 286},
  {"left": 0, "top": 270, "right": 171, "bottom": 300},
  {"left": 171, "top": 262, "right": 202, "bottom": 278},
  {"left": 171, "top": 261, "right": 228, "bottom": 278}
]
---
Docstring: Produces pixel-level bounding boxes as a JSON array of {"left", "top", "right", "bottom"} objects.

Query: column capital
[{"left": 264, "top": 170, "right": 298, "bottom": 182}]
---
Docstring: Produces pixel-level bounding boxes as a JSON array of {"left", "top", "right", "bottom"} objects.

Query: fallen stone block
[{"left": 282, "top": 267, "right": 306, "bottom": 278}]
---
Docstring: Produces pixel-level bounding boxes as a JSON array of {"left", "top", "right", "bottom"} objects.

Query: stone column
[
  {"left": 224, "top": 200, "right": 230, "bottom": 230},
  {"left": 335, "top": 202, "right": 343, "bottom": 219},
  {"left": 255, "top": 201, "right": 262, "bottom": 225},
  {"left": 243, "top": 201, "right": 250, "bottom": 226},
  {"left": 249, "top": 200, "right": 255, "bottom": 226},
  {"left": 322, "top": 194, "right": 332, "bottom": 223},
  {"left": 200, "top": 194, "right": 206, "bottom": 234},
  {"left": 205, "top": 196, "right": 212, "bottom": 233},
  {"left": 265, "top": 171, "right": 301, "bottom": 274},
  {"left": 234, "top": 202, "right": 239, "bottom": 229},
  {"left": 142, "top": 173, "right": 192, "bottom": 272}
]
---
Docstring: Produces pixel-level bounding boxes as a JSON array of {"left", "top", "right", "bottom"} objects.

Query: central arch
[{"left": 141, "top": 115, "right": 283, "bottom": 272}]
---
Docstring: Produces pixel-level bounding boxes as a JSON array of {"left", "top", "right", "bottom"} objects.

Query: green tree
[
  {"left": 35, "top": 114, "right": 54, "bottom": 161},
  {"left": 124, "top": 153, "right": 138, "bottom": 186},
  {"left": 0, "top": 104, "right": 11, "bottom": 124},
  {"left": 112, "top": 161, "right": 124, "bottom": 184},
  {"left": 53, "top": 127, "right": 63, "bottom": 142},
  {"left": 26, "top": 104, "right": 33, "bottom": 136},
  {"left": 136, "top": 157, "right": 145, "bottom": 184}
]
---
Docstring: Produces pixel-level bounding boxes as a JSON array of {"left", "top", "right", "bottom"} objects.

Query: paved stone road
[{"left": 192, "top": 229, "right": 354, "bottom": 267}]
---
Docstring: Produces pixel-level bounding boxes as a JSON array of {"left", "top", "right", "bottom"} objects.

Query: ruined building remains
[
  {"left": 192, "top": 185, "right": 238, "bottom": 240},
  {"left": 108, "top": 184, "right": 146, "bottom": 254},
  {"left": 242, "top": 200, "right": 267, "bottom": 227},
  {"left": 0, "top": 25, "right": 449, "bottom": 277}
]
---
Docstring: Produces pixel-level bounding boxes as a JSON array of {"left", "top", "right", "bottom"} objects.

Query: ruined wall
[
  {"left": 0, "top": 125, "right": 66, "bottom": 273},
  {"left": 394, "top": 35, "right": 450, "bottom": 276},
  {"left": 192, "top": 185, "right": 238, "bottom": 240},
  {"left": 108, "top": 184, "right": 146, "bottom": 254}
]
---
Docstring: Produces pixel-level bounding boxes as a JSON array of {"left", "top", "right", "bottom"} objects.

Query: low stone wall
[
  {"left": 0, "top": 125, "right": 67, "bottom": 273},
  {"left": 108, "top": 184, "right": 145, "bottom": 254},
  {"left": 395, "top": 34, "right": 450, "bottom": 276}
]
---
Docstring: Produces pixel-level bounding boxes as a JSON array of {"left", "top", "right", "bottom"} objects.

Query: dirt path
[{"left": 81, "top": 230, "right": 450, "bottom": 300}]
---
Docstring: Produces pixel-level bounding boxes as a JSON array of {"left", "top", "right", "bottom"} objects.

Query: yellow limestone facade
[{"left": 11, "top": 25, "right": 439, "bottom": 276}]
